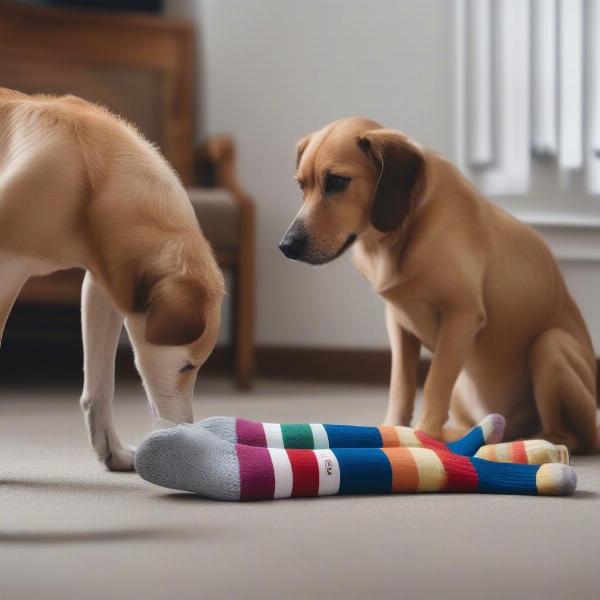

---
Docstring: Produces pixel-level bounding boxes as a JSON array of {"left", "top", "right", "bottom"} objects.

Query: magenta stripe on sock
[
  {"left": 236, "top": 445, "right": 275, "bottom": 501},
  {"left": 235, "top": 418, "right": 267, "bottom": 446}
]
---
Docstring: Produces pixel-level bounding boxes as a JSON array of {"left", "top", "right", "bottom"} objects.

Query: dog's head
[
  {"left": 125, "top": 257, "right": 224, "bottom": 425},
  {"left": 279, "top": 117, "right": 426, "bottom": 265}
]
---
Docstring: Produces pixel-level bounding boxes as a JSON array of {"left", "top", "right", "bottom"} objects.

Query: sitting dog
[
  {"left": 280, "top": 117, "right": 598, "bottom": 453},
  {"left": 0, "top": 88, "right": 224, "bottom": 470}
]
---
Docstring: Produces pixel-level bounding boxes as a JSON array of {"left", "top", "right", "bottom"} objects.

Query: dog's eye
[
  {"left": 180, "top": 362, "right": 197, "bottom": 373},
  {"left": 325, "top": 174, "right": 350, "bottom": 194},
  {"left": 297, "top": 179, "right": 305, "bottom": 191}
]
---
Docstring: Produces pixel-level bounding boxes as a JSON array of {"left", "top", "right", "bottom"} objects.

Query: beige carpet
[{"left": 1, "top": 377, "right": 599, "bottom": 600}]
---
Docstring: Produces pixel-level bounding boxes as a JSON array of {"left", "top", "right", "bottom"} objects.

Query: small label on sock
[{"left": 314, "top": 450, "right": 340, "bottom": 496}]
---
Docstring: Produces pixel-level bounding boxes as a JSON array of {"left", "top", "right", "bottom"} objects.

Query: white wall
[{"left": 165, "top": 0, "right": 600, "bottom": 350}]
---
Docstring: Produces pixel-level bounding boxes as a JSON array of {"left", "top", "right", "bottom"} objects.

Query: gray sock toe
[
  {"left": 195, "top": 416, "right": 237, "bottom": 443},
  {"left": 135, "top": 425, "right": 241, "bottom": 501}
]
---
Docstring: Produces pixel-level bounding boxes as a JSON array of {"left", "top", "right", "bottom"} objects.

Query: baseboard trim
[
  {"left": 190, "top": 345, "right": 402, "bottom": 385},
  {"left": 255, "top": 346, "right": 394, "bottom": 384},
  {"left": 0, "top": 340, "right": 399, "bottom": 384},
  {"left": 147, "top": 344, "right": 424, "bottom": 385},
  {"left": 252, "top": 346, "right": 600, "bottom": 391},
  {"left": 2, "top": 340, "right": 597, "bottom": 389}
]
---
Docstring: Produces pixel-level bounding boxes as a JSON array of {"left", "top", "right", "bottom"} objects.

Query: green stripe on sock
[{"left": 281, "top": 424, "right": 314, "bottom": 449}]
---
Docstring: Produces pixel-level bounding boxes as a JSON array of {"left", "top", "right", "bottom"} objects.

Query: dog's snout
[{"left": 278, "top": 231, "right": 308, "bottom": 260}]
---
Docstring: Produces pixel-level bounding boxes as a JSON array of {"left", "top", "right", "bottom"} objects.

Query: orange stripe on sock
[
  {"left": 511, "top": 440, "right": 529, "bottom": 464},
  {"left": 382, "top": 448, "right": 420, "bottom": 492},
  {"left": 379, "top": 426, "right": 401, "bottom": 447}
]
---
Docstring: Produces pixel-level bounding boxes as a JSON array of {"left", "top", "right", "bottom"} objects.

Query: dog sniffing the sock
[{"left": 134, "top": 424, "right": 577, "bottom": 501}]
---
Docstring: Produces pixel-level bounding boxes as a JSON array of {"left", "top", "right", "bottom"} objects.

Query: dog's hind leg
[
  {"left": 528, "top": 328, "right": 598, "bottom": 454},
  {"left": 80, "top": 271, "right": 134, "bottom": 471},
  {"left": 0, "top": 258, "right": 30, "bottom": 346}
]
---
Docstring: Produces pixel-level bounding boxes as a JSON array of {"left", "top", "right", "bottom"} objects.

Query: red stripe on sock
[
  {"left": 512, "top": 440, "right": 529, "bottom": 464},
  {"left": 286, "top": 449, "right": 319, "bottom": 497},
  {"left": 415, "top": 431, "right": 448, "bottom": 451},
  {"left": 435, "top": 450, "right": 479, "bottom": 492}
]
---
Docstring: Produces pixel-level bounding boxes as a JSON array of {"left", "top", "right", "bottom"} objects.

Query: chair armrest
[{"left": 194, "top": 135, "right": 252, "bottom": 207}]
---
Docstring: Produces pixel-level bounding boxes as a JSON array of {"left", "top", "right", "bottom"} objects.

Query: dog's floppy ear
[
  {"left": 296, "top": 134, "right": 311, "bottom": 169},
  {"left": 357, "top": 130, "right": 425, "bottom": 233},
  {"left": 140, "top": 277, "right": 208, "bottom": 346}
]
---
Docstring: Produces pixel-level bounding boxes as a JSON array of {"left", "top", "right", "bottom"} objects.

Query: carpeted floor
[{"left": 1, "top": 377, "right": 599, "bottom": 600}]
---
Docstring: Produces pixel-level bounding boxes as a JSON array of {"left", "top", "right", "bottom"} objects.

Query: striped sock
[
  {"left": 196, "top": 414, "right": 505, "bottom": 456},
  {"left": 447, "top": 414, "right": 505, "bottom": 455},
  {"left": 134, "top": 425, "right": 577, "bottom": 501},
  {"left": 475, "top": 439, "right": 570, "bottom": 465}
]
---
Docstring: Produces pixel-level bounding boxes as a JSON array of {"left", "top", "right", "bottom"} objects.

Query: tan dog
[
  {"left": 0, "top": 88, "right": 224, "bottom": 470},
  {"left": 280, "top": 117, "right": 598, "bottom": 453}
]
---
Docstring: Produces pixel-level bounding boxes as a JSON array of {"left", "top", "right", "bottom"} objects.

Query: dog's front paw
[{"left": 102, "top": 444, "right": 136, "bottom": 472}]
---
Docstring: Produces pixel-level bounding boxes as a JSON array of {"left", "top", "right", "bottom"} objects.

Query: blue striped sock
[{"left": 447, "top": 414, "right": 505, "bottom": 456}]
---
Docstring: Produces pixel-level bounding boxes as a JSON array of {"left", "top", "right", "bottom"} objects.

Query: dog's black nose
[{"left": 278, "top": 233, "right": 307, "bottom": 260}]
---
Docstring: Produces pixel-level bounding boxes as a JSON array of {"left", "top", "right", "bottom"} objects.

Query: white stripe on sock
[
  {"left": 263, "top": 423, "right": 284, "bottom": 448},
  {"left": 314, "top": 449, "right": 340, "bottom": 496},
  {"left": 410, "top": 448, "right": 446, "bottom": 492},
  {"left": 395, "top": 427, "right": 420, "bottom": 448},
  {"left": 268, "top": 448, "right": 293, "bottom": 498},
  {"left": 309, "top": 424, "right": 329, "bottom": 449},
  {"left": 479, "top": 415, "right": 494, "bottom": 441}
]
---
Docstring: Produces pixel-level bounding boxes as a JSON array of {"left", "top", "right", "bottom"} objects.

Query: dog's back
[
  {"left": 0, "top": 89, "right": 94, "bottom": 267},
  {"left": 0, "top": 88, "right": 216, "bottom": 308}
]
